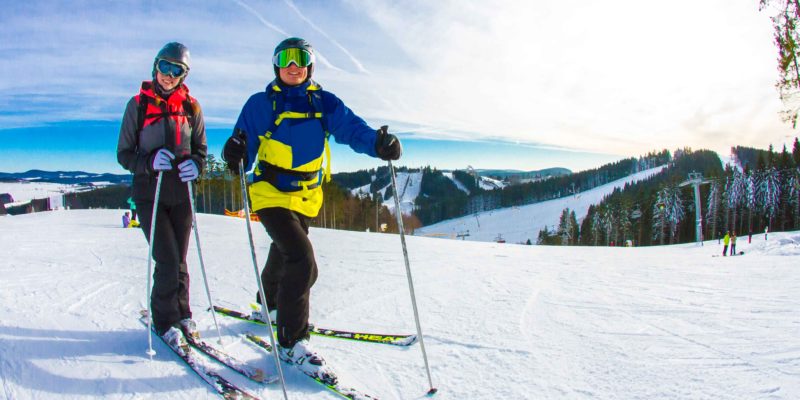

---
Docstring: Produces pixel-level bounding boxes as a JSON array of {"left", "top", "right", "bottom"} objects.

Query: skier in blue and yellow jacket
[{"left": 222, "top": 37, "right": 401, "bottom": 384}]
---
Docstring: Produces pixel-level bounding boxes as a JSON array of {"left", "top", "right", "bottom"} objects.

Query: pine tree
[
  {"left": 591, "top": 208, "right": 603, "bottom": 246},
  {"left": 664, "top": 186, "right": 685, "bottom": 244},
  {"left": 603, "top": 207, "right": 616, "bottom": 245},
  {"left": 745, "top": 170, "right": 758, "bottom": 237},
  {"left": 557, "top": 208, "right": 571, "bottom": 245},
  {"left": 705, "top": 180, "right": 721, "bottom": 240},
  {"left": 726, "top": 169, "right": 746, "bottom": 232},
  {"left": 653, "top": 189, "right": 669, "bottom": 245},
  {"left": 788, "top": 170, "right": 800, "bottom": 229},
  {"left": 569, "top": 210, "right": 580, "bottom": 245},
  {"left": 759, "top": 167, "right": 782, "bottom": 229},
  {"left": 618, "top": 206, "right": 632, "bottom": 245},
  {"left": 768, "top": 144, "right": 776, "bottom": 168}
]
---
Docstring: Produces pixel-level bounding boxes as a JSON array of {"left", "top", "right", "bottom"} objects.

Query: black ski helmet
[
  {"left": 152, "top": 42, "right": 191, "bottom": 81},
  {"left": 273, "top": 37, "right": 314, "bottom": 83}
]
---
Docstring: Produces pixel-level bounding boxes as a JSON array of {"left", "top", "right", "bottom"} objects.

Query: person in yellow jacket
[
  {"left": 722, "top": 230, "right": 730, "bottom": 256},
  {"left": 222, "top": 37, "right": 401, "bottom": 385}
]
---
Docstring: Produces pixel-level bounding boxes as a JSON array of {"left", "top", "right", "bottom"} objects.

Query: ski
[
  {"left": 213, "top": 305, "right": 417, "bottom": 347},
  {"left": 245, "top": 332, "right": 379, "bottom": 400},
  {"left": 138, "top": 317, "right": 260, "bottom": 400},
  {"left": 140, "top": 309, "right": 276, "bottom": 384},
  {"left": 185, "top": 334, "right": 278, "bottom": 384}
]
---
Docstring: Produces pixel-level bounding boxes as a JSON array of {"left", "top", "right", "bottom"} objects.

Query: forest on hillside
[{"left": 540, "top": 139, "right": 800, "bottom": 247}]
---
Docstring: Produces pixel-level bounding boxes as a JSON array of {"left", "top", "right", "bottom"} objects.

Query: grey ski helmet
[
  {"left": 273, "top": 37, "right": 314, "bottom": 83},
  {"left": 152, "top": 42, "right": 191, "bottom": 81}
]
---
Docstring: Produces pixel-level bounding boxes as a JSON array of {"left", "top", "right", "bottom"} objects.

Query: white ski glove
[
  {"left": 151, "top": 148, "right": 175, "bottom": 171},
  {"left": 178, "top": 159, "right": 199, "bottom": 182}
]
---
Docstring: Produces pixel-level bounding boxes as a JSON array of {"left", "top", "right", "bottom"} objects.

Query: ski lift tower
[{"left": 679, "top": 172, "right": 712, "bottom": 246}]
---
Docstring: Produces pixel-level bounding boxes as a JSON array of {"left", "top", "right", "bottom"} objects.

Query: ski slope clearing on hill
[
  {"left": 350, "top": 171, "right": 422, "bottom": 217},
  {"left": 0, "top": 209, "right": 798, "bottom": 399},
  {"left": 0, "top": 182, "right": 81, "bottom": 206},
  {"left": 417, "top": 166, "right": 666, "bottom": 243}
]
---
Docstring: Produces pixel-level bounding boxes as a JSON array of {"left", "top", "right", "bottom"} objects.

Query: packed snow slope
[
  {"left": 417, "top": 166, "right": 666, "bottom": 243},
  {"left": 351, "top": 171, "right": 423, "bottom": 216},
  {"left": 1, "top": 210, "right": 799, "bottom": 399}
]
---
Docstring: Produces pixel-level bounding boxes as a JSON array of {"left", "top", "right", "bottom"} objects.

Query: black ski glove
[
  {"left": 375, "top": 125, "right": 402, "bottom": 161},
  {"left": 222, "top": 129, "right": 248, "bottom": 175}
]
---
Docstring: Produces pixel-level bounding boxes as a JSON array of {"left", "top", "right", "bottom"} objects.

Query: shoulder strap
[
  {"left": 307, "top": 91, "right": 328, "bottom": 135},
  {"left": 307, "top": 90, "right": 332, "bottom": 183},
  {"left": 182, "top": 97, "right": 196, "bottom": 132},
  {"left": 135, "top": 95, "right": 148, "bottom": 152},
  {"left": 262, "top": 90, "right": 281, "bottom": 139}
]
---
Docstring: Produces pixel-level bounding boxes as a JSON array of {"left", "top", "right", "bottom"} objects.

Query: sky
[{"left": 0, "top": 0, "right": 797, "bottom": 174}]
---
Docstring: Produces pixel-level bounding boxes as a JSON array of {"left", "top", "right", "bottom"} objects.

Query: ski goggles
[
  {"left": 156, "top": 59, "right": 188, "bottom": 78},
  {"left": 272, "top": 48, "right": 314, "bottom": 68}
]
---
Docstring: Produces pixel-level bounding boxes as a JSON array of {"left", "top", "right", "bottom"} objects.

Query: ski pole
[
  {"left": 145, "top": 171, "right": 164, "bottom": 358},
  {"left": 238, "top": 160, "right": 289, "bottom": 400},
  {"left": 187, "top": 181, "right": 224, "bottom": 345},
  {"left": 388, "top": 159, "right": 437, "bottom": 395}
]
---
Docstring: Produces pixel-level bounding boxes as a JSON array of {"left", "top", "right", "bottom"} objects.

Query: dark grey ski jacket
[{"left": 117, "top": 81, "right": 207, "bottom": 204}]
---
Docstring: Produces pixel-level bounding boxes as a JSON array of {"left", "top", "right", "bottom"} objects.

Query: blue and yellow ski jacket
[{"left": 234, "top": 79, "right": 378, "bottom": 217}]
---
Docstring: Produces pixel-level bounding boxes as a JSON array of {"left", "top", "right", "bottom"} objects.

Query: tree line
[{"left": 540, "top": 139, "right": 800, "bottom": 247}]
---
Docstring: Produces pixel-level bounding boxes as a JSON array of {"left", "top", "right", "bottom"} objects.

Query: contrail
[
  {"left": 231, "top": 0, "right": 288, "bottom": 35},
  {"left": 231, "top": 0, "right": 342, "bottom": 72},
  {"left": 283, "top": 0, "right": 370, "bottom": 74}
]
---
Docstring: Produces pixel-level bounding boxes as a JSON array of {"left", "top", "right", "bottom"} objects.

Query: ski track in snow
[{"left": 1, "top": 210, "right": 799, "bottom": 399}]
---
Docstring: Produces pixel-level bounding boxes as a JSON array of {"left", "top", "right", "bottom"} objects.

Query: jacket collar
[
  {"left": 140, "top": 80, "right": 189, "bottom": 104},
  {"left": 267, "top": 79, "right": 321, "bottom": 97}
]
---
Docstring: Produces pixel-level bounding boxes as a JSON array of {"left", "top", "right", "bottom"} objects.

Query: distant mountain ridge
[
  {"left": 0, "top": 170, "right": 131, "bottom": 185},
  {"left": 475, "top": 167, "right": 572, "bottom": 179}
]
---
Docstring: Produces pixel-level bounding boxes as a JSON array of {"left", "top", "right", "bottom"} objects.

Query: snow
[
  {"left": 0, "top": 209, "right": 798, "bottom": 399},
  {"left": 347, "top": 171, "right": 422, "bottom": 215},
  {"left": 381, "top": 171, "right": 422, "bottom": 216},
  {"left": 478, "top": 175, "right": 506, "bottom": 190},
  {"left": 416, "top": 166, "right": 666, "bottom": 243},
  {"left": 443, "top": 172, "right": 469, "bottom": 195}
]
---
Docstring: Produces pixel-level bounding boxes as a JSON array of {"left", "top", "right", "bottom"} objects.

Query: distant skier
[
  {"left": 127, "top": 196, "right": 138, "bottom": 222},
  {"left": 722, "top": 231, "right": 730, "bottom": 256},
  {"left": 122, "top": 211, "right": 131, "bottom": 228},
  {"left": 730, "top": 232, "right": 737, "bottom": 256},
  {"left": 116, "top": 42, "right": 207, "bottom": 349},
  {"left": 222, "top": 37, "right": 402, "bottom": 385}
]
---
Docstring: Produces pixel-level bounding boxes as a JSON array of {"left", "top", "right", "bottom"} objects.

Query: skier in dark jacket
[
  {"left": 222, "top": 37, "right": 402, "bottom": 384},
  {"left": 117, "top": 42, "right": 207, "bottom": 348}
]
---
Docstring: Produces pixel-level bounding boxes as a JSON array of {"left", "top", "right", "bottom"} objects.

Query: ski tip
[
  {"left": 394, "top": 335, "right": 419, "bottom": 346},
  {"left": 426, "top": 388, "right": 438, "bottom": 396}
]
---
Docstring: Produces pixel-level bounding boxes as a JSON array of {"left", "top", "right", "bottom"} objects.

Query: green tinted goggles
[{"left": 272, "top": 48, "right": 314, "bottom": 68}]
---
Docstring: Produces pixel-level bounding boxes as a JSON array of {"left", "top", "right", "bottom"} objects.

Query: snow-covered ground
[
  {"left": 442, "top": 172, "right": 469, "bottom": 195},
  {"left": 350, "top": 171, "right": 422, "bottom": 216},
  {"left": 417, "top": 166, "right": 666, "bottom": 243},
  {"left": 0, "top": 209, "right": 798, "bottom": 399},
  {"left": 0, "top": 182, "right": 82, "bottom": 206}
]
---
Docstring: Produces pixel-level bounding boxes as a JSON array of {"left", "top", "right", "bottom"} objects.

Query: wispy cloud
[
  {"left": 231, "top": 0, "right": 289, "bottom": 36},
  {"left": 282, "top": 0, "right": 368, "bottom": 74},
  {"left": 0, "top": 0, "right": 796, "bottom": 164}
]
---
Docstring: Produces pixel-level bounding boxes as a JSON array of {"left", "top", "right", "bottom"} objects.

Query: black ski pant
[
  {"left": 137, "top": 200, "right": 193, "bottom": 335},
  {"left": 255, "top": 207, "right": 318, "bottom": 348}
]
